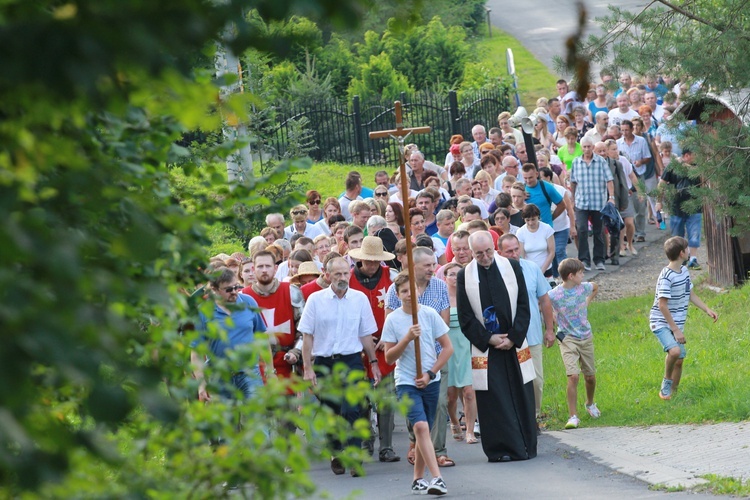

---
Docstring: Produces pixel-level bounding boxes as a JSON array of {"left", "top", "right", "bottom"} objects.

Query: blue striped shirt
[
  {"left": 570, "top": 153, "right": 613, "bottom": 210},
  {"left": 649, "top": 266, "right": 693, "bottom": 332}
]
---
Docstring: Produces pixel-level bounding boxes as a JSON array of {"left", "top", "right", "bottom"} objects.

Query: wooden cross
[{"left": 369, "top": 101, "right": 431, "bottom": 377}]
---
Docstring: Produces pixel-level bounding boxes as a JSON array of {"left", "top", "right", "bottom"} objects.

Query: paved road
[
  {"left": 485, "top": 0, "right": 650, "bottom": 76},
  {"left": 308, "top": 421, "right": 718, "bottom": 498}
]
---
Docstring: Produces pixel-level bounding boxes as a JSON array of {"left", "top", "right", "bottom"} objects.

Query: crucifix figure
[{"left": 369, "top": 101, "right": 431, "bottom": 376}]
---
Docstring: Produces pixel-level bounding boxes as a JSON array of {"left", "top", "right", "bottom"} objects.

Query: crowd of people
[{"left": 190, "top": 72, "right": 710, "bottom": 496}]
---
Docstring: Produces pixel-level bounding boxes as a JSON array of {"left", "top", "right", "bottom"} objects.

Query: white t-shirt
[
  {"left": 550, "top": 183, "right": 571, "bottom": 232},
  {"left": 381, "top": 306, "right": 448, "bottom": 387},
  {"left": 619, "top": 155, "right": 635, "bottom": 189},
  {"left": 339, "top": 195, "right": 362, "bottom": 221},
  {"left": 608, "top": 108, "right": 640, "bottom": 126},
  {"left": 516, "top": 221, "right": 555, "bottom": 272}
]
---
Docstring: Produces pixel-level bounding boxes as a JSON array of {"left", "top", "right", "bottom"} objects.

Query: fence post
[
  {"left": 448, "top": 90, "right": 461, "bottom": 136},
  {"left": 353, "top": 95, "right": 365, "bottom": 165}
]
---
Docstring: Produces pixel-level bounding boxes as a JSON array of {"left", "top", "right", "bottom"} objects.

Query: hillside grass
[
  {"left": 475, "top": 27, "right": 559, "bottom": 110},
  {"left": 540, "top": 283, "right": 750, "bottom": 430}
]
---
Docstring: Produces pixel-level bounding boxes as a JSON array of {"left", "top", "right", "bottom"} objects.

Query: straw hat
[
  {"left": 289, "top": 261, "right": 321, "bottom": 286},
  {"left": 347, "top": 236, "right": 395, "bottom": 262}
]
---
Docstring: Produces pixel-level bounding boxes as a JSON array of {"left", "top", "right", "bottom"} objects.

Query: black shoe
[
  {"left": 488, "top": 455, "right": 512, "bottom": 463},
  {"left": 610, "top": 257, "right": 619, "bottom": 265},
  {"left": 330, "top": 457, "right": 345, "bottom": 475},
  {"left": 350, "top": 463, "right": 363, "bottom": 477},
  {"left": 379, "top": 449, "right": 401, "bottom": 462}
]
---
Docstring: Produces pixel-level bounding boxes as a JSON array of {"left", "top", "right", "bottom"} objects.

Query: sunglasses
[
  {"left": 292, "top": 210, "right": 307, "bottom": 216},
  {"left": 375, "top": 192, "right": 388, "bottom": 197},
  {"left": 223, "top": 284, "right": 242, "bottom": 293},
  {"left": 309, "top": 199, "right": 321, "bottom": 205}
]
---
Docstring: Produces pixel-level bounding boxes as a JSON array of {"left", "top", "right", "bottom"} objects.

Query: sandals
[
  {"left": 407, "top": 442, "right": 416, "bottom": 465},
  {"left": 465, "top": 435, "right": 478, "bottom": 445},
  {"left": 451, "top": 424, "right": 463, "bottom": 441},
  {"left": 436, "top": 455, "right": 456, "bottom": 467}
]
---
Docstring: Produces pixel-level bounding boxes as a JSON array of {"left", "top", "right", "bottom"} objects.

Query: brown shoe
[
  {"left": 350, "top": 462, "right": 363, "bottom": 477},
  {"left": 330, "top": 457, "right": 345, "bottom": 475}
]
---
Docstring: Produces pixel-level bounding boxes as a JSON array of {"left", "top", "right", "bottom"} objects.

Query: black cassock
[{"left": 457, "top": 259, "right": 537, "bottom": 461}]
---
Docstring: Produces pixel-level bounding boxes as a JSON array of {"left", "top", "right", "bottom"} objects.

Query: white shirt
[
  {"left": 298, "top": 286, "right": 377, "bottom": 357},
  {"left": 313, "top": 218, "right": 332, "bottom": 236},
  {"left": 516, "top": 222, "right": 555, "bottom": 272},
  {"left": 652, "top": 104, "right": 665, "bottom": 122},
  {"left": 608, "top": 108, "right": 640, "bottom": 126},
  {"left": 339, "top": 194, "right": 362, "bottom": 221},
  {"left": 550, "top": 183, "right": 571, "bottom": 232},
  {"left": 481, "top": 188, "right": 500, "bottom": 207}
]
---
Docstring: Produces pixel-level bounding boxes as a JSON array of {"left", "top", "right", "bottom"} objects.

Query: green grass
[
  {"left": 697, "top": 474, "right": 750, "bottom": 496},
  {"left": 475, "top": 27, "right": 559, "bottom": 110},
  {"left": 540, "top": 283, "right": 750, "bottom": 430}
]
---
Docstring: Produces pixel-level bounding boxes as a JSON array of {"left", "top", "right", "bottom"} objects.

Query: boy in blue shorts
[
  {"left": 383, "top": 273, "right": 453, "bottom": 496},
  {"left": 649, "top": 236, "right": 718, "bottom": 400},
  {"left": 547, "top": 258, "right": 601, "bottom": 430}
]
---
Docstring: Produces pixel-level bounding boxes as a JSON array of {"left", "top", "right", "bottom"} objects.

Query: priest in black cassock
[{"left": 456, "top": 231, "right": 537, "bottom": 462}]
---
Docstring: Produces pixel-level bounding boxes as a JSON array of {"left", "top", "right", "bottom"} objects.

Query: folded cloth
[{"left": 601, "top": 201, "right": 624, "bottom": 234}]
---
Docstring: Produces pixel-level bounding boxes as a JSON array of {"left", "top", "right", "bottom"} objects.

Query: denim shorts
[
  {"left": 396, "top": 382, "right": 440, "bottom": 428},
  {"left": 670, "top": 213, "right": 702, "bottom": 249},
  {"left": 653, "top": 327, "right": 687, "bottom": 359}
]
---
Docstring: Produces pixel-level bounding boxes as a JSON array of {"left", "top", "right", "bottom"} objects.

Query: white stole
[{"left": 464, "top": 254, "right": 535, "bottom": 390}]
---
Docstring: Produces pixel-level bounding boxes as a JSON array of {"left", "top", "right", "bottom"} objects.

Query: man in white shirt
[
  {"left": 644, "top": 91, "right": 665, "bottom": 122},
  {"left": 608, "top": 94, "right": 639, "bottom": 126},
  {"left": 471, "top": 124, "right": 490, "bottom": 162},
  {"left": 584, "top": 111, "right": 610, "bottom": 143},
  {"left": 300, "top": 257, "right": 381, "bottom": 477}
]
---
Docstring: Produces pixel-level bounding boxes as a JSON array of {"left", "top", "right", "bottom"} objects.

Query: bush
[{"left": 347, "top": 53, "right": 413, "bottom": 103}]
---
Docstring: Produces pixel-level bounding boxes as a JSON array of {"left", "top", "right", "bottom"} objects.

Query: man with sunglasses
[{"left": 191, "top": 267, "right": 269, "bottom": 403}]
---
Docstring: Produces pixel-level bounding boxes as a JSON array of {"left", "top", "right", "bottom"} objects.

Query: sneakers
[
  {"left": 427, "top": 477, "right": 448, "bottom": 496},
  {"left": 583, "top": 263, "right": 592, "bottom": 271},
  {"left": 565, "top": 415, "right": 580, "bottom": 429},
  {"left": 659, "top": 378, "right": 673, "bottom": 400},
  {"left": 473, "top": 421, "right": 481, "bottom": 437},
  {"left": 687, "top": 258, "right": 702, "bottom": 270},
  {"left": 412, "top": 478, "right": 429, "bottom": 495},
  {"left": 595, "top": 262, "right": 606, "bottom": 271},
  {"left": 586, "top": 403, "right": 601, "bottom": 418}
]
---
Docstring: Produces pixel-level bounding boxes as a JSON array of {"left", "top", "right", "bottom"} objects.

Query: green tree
[
  {"left": 347, "top": 52, "right": 413, "bottom": 102},
  {"left": 580, "top": 0, "right": 750, "bottom": 234},
  {"left": 0, "top": 0, "right": 406, "bottom": 495}
]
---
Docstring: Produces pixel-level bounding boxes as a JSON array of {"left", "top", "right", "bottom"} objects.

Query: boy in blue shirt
[{"left": 649, "top": 237, "right": 718, "bottom": 400}]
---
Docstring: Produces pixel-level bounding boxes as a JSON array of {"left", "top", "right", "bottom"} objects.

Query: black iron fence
[{"left": 261, "top": 87, "right": 511, "bottom": 169}]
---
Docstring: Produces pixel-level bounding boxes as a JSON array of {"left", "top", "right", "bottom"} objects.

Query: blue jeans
[
  {"left": 552, "top": 228, "right": 570, "bottom": 278},
  {"left": 217, "top": 367, "right": 264, "bottom": 401},
  {"left": 670, "top": 213, "right": 702, "bottom": 249},
  {"left": 653, "top": 327, "right": 686, "bottom": 359}
]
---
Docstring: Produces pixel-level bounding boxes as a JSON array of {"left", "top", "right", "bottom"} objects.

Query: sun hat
[
  {"left": 347, "top": 236, "right": 395, "bottom": 262},
  {"left": 289, "top": 261, "right": 322, "bottom": 286}
]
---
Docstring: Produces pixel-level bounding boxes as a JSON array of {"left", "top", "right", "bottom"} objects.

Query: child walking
[
  {"left": 649, "top": 236, "right": 718, "bottom": 400},
  {"left": 382, "top": 273, "right": 453, "bottom": 496},
  {"left": 547, "top": 258, "right": 601, "bottom": 429}
]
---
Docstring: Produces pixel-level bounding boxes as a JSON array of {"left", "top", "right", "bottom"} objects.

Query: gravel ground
[{"left": 571, "top": 223, "right": 709, "bottom": 302}]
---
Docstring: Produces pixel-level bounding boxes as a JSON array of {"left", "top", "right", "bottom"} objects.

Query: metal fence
[{"left": 261, "top": 87, "right": 511, "bottom": 169}]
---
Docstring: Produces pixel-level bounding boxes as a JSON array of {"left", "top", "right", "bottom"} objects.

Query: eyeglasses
[
  {"left": 309, "top": 199, "right": 321, "bottom": 205},
  {"left": 292, "top": 210, "right": 307, "bottom": 216},
  {"left": 375, "top": 192, "right": 388, "bottom": 197},
  {"left": 223, "top": 284, "right": 242, "bottom": 293}
]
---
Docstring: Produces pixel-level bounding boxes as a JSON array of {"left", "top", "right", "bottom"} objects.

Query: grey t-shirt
[{"left": 381, "top": 306, "right": 448, "bottom": 387}]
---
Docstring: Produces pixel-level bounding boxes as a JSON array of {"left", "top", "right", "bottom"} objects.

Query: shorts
[
  {"left": 396, "top": 382, "right": 440, "bottom": 429},
  {"left": 653, "top": 326, "right": 687, "bottom": 359},
  {"left": 670, "top": 213, "right": 702, "bottom": 249},
  {"left": 559, "top": 335, "right": 596, "bottom": 376}
]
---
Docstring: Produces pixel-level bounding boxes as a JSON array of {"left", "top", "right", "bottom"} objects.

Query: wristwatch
[
  {"left": 369, "top": 359, "right": 378, "bottom": 364},
  {"left": 608, "top": 195, "right": 615, "bottom": 200},
  {"left": 426, "top": 370, "right": 437, "bottom": 380}
]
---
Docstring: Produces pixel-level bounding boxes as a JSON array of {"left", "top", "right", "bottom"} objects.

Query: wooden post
[{"left": 368, "top": 101, "right": 431, "bottom": 377}]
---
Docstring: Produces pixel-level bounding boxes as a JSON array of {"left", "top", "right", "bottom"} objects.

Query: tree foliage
[
  {"left": 0, "top": 0, "right": 406, "bottom": 495},
  {"left": 347, "top": 53, "right": 413, "bottom": 103},
  {"left": 581, "top": 0, "right": 750, "bottom": 234}
]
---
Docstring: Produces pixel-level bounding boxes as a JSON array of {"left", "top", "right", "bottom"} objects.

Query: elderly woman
[
  {"left": 422, "top": 170, "right": 450, "bottom": 202},
  {"left": 572, "top": 106, "right": 594, "bottom": 141},
  {"left": 638, "top": 105, "right": 659, "bottom": 137},
  {"left": 312, "top": 234, "right": 332, "bottom": 263},
  {"left": 305, "top": 189, "right": 324, "bottom": 223},
  {"left": 386, "top": 202, "right": 405, "bottom": 239},
  {"left": 516, "top": 204, "right": 556, "bottom": 279},
  {"left": 313, "top": 197, "right": 341, "bottom": 236},
  {"left": 628, "top": 87, "right": 644, "bottom": 110}
]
